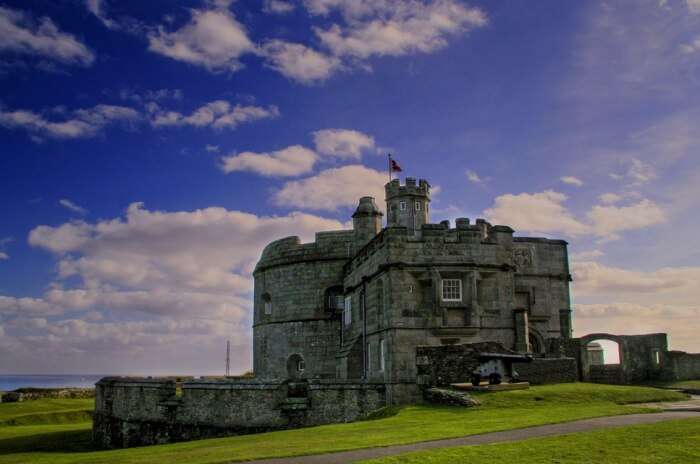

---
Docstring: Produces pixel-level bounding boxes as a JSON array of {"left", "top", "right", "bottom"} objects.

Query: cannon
[{"left": 471, "top": 353, "right": 533, "bottom": 386}]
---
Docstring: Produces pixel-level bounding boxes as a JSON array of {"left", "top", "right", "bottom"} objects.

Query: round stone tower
[
  {"left": 385, "top": 177, "right": 431, "bottom": 235},
  {"left": 352, "top": 196, "right": 383, "bottom": 246}
]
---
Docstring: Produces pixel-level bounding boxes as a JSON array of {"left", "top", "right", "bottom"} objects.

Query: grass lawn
[
  {"left": 359, "top": 417, "right": 700, "bottom": 463},
  {"left": 645, "top": 380, "right": 700, "bottom": 390},
  {"left": 0, "top": 398, "right": 93, "bottom": 426},
  {"left": 0, "top": 383, "right": 688, "bottom": 464}
]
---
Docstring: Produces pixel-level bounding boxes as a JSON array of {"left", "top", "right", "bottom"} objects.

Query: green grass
[
  {"left": 0, "top": 383, "right": 688, "bottom": 464},
  {"left": 359, "top": 418, "right": 700, "bottom": 463},
  {"left": 0, "top": 398, "right": 93, "bottom": 426},
  {"left": 645, "top": 380, "right": 700, "bottom": 390}
]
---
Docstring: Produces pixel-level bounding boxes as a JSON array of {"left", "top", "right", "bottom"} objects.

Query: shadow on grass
[{"left": 0, "top": 429, "right": 96, "bottom": 454}]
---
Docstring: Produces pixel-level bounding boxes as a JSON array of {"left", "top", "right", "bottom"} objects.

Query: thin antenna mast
[{"left": 225, "top": 340, "right": 230, "bottom": 377}]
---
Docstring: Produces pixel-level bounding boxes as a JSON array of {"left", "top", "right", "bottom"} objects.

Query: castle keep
[
  {"left": 93, "top": 177, "right": 700, "bottom": 448},
  {"left": 253, "top": 178, "right": 572, "bottom": 401}
]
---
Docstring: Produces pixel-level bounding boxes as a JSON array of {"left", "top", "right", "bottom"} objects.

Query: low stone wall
[
  {"left": 0, "top": 388, "right": 94, "bottom": 403},
  {"left": 415, "top": 342, "right": 511, "bottom": 387},
  {"left": 663, "top": 351, "right": 700, "bottom": 381},
  {"left": 93, "top": 377, "right": 386, "bottom": 448},
  {"left": 517, "top": 358, "right": 577, "bottom": 384}
]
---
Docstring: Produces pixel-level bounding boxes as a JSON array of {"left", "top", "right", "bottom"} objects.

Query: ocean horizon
[{"left": 0, "top": 374, "right": 107, "bottom": 391}]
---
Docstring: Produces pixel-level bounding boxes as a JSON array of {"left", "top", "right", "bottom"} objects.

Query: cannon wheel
[
  {"left": 471, "top": 373, "right": 481, "bottom": 387},
  {"left": 488, "top": 373, "right": 502, "bottom": 385}
]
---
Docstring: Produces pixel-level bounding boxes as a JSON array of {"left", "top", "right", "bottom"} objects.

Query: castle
[
  {"left": 93, "top": 177, "right": 700, "bottom": 448},
  {"left": 253, "top": 177, "right": 572, "bottom": 401}
]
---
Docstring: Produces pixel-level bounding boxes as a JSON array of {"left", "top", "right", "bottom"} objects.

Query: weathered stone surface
[
  {"left": 517, "top": 358, "right": 578, "bottom": 384},
  {"left": 423, "top": 388, "right": 480, "bottom": 407}
]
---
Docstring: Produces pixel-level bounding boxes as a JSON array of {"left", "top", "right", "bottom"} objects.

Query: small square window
[
  {"left": 442, "top": 279, "right": 462, "bottom": 302},
  {"left": 399, "top": 201, "right": 406, "bottom": 211},
  {"left": 415, "top": 201, "right": 421, "bottom": 211}
]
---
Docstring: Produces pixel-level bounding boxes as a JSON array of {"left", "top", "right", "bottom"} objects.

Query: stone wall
[
  {"left": 93, "top": 377, "right": 386, "bottom": 448},
  {"left": 415, "top": 342, "right": 512, "bottom": 387},
  {"left": 662, "top": 351, "right": 700, "bottom": 381},
  {"left": 0, "top": 388, "right": 94, "bottom": 403},
  {"left": 517, "top": 358, "right": 578, "bottom": 384}
]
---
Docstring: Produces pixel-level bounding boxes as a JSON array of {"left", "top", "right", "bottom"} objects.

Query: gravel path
[{"left": 243, "top": 411, "right": 700, "bottom": 464}]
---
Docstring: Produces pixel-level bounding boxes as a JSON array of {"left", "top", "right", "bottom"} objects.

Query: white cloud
[
  {"left": 274, "top": 165, "right": 386, "bottom": 211},
  {"left": 149, "top": 101, "right": 279, "bottom": 130},
  {"left": 484, "top": 190, "right": 665, "bottom": 240},
  {"left": 0, "top": 6, "right": 95, "bottom": 66},
  {"left": 0, "top": 252, "right": 7, "bottom": 260},
  {"left": 681, "top": 35, "right": 700, "bottom": 53},
  {"left": 570, "top": 249, "right": 604, "bottom": 261},
  {"left": 0, "top": 104, "right": 140, "bottom": 140},
  {"left": 59, "top": 199, "right": 88, "bottom": 215},
  {"left": 84, "top": 0, "right": 118, "bottom": 30},
  {"left": 586, "top": 199, "right": 665, "bottom": 239},
  {"left": 312, "top": 129, "right": 375, "bottom": 158},
  {"left": 573, "top": 261, "right": 697, "bottom": 295},
  {"left": 0, "top": 202, "right": 351, "bottom": 373},
  {"left": 466, "top": 169, "right": 483, "bottom": 183},
  {"left": 262, "top": 40, "right": 341, "bottom": 84},
  {"left": 148, "top": 4, "right": 254, "bottom": 73},
  {"left": 221, "top": 145, "right": 317, "bottom": 177},
  {"left": 572, "top": 261, "right": 700, "bottom": 352},
  {"left": 484, "top": 191, "right": 590, "bottom": 236},
  {"left": 687, "top": 0, "right": 700, "bottom": 13},
  {"left": 314, "top": 0, "right": 487, "bottom": 60},
  {"left": 120, "top": 88, "right": 183, "bottom": 103},
  {"left": 263, "top": 0, "right": 296, "bottom": 14},
  {"left": 598, "top": 193, "right": 622, "bottom": 204},
  {"left": 560, "top": 176, "right": 584, "bottom": 187},
  {"left": 205, "top": 144, "right": 220, "bottom": 152}
]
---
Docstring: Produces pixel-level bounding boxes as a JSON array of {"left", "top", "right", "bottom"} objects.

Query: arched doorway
[{"left": 579, "top": 333, "right": 626, "bottom": 384}]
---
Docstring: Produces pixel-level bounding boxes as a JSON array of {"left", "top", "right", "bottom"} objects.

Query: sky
[{"left": 0, "top": 0, "right": 699, "bottom": 375}]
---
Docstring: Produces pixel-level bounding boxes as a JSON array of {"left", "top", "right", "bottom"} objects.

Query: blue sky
[{"left": 0, "top": 0, "right": 698, "bottom": 375}]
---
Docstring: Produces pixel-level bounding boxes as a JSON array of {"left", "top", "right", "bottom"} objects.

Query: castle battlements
[{"left": 384, "top": 177, "right": 431, "bottom": 199}]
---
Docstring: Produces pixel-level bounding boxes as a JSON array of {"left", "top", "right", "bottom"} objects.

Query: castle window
[
  {"left": 344, "top": 296, "right": 352, "bottom": 326},
  {"left": 379, "top": 339, "right": 385, "bottom": 371},
  {"left": 652, "top": 349, "right": 661, "bottom": 365},
  {"left": 262, "top": 293, "right": 272, "bottom": 315},
  {"left": 399, "top": 201, "right": 406, "bottom": 211},
  {"left": 298, "top": 359, "right": 305, "bottom": 372},
  {"left": 415, "top": 201, "right": 421, "bottom": 211},
  {"left": 441, "top": 279, "right": 462, "bottom": 302}
]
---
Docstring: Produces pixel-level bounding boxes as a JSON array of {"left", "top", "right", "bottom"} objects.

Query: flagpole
[{"left": 388, "top": 153, "right": 392, "bottom": 182}]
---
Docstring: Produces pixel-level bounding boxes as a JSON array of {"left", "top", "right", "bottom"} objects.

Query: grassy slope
[
  {"left": 0, "top": 384, "right": 687, "bottom": 464},
  {"left": 359, "top": 418, "right": 700, "bottom": 463},
  {"left": 647, "top": 380, "right": 700, "bottom": 390},
  {"left": 0, "top": 398, "right": 93, "bottom": 426}
]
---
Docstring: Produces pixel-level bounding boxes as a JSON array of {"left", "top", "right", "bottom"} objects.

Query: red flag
[{"left": 390, "top": 158, "right": 402, "bottom": 172}]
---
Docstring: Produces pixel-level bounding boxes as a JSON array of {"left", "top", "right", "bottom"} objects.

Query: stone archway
[{"left": 579, "top": 333, "right": 627, "bottom": 383}]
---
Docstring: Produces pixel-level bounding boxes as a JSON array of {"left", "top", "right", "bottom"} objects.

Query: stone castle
[
  {"left": 93, "top": 177, "right": 700, "bottom": 448},
  {"left": 253, "top": 177, "right": 572, "bottom": 401}
]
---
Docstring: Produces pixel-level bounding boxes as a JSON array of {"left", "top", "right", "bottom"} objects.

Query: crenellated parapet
[
  {"left": 255, "top": 231, "right": 354, "bottom": 273},
  {"left": 384, "top": 177, "right": 431, "bottom": 199}
]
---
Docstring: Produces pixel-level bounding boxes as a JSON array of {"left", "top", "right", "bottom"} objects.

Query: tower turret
[
  {"left": 352, "top": 196, "right": 383, "bottom": 246},
  {"left": 385, "top": 177, "right": 430, "bottom": 235}
]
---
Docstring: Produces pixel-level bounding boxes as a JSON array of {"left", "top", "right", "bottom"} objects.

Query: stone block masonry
[{"left": 93, "top": 377, "right": 386, "bottom": 448}]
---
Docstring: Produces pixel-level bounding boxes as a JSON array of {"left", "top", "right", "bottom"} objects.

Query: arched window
[{"left": 262, "top": 293, "right": 272, "bottom": 315}]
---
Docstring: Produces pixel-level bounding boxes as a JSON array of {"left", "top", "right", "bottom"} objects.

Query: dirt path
[{"left": 243, "top": 411, "right": 700, "bottom": 464}]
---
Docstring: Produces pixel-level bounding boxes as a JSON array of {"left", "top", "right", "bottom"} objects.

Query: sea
[{"left": 0, "top": 375, "right": 105, "bottom": 391}]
